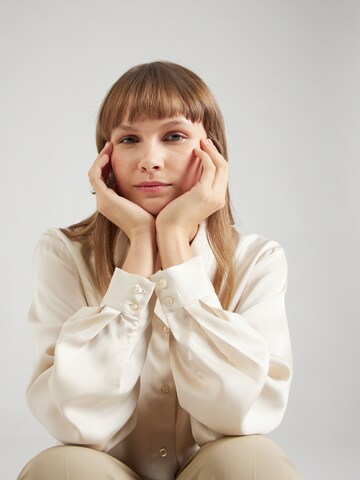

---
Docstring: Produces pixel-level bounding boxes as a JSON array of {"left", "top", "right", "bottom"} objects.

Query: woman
[{"left": 18, "top": 61, "right": 302, "bottom": 479}]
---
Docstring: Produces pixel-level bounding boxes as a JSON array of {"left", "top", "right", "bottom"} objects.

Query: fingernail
[{"left": 207, "top": 138, "right": 213, "bottom": 144}]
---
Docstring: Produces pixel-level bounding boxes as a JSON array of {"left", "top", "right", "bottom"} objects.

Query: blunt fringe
[{"left": 62, "top": 61, "right": 236, "bottom": 309}]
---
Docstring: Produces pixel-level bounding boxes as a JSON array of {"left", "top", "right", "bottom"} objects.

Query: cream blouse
[{"left": 26, "top": 222, "right": 293, "bottom": 480}]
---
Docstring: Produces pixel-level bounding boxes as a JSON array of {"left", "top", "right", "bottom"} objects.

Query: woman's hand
[
  {"left": 156, "top": 138, "right": 229, "bottom": 268},
  {"left": 88, "top": 142, "right": 156, "bottom": 241},
  {"left": 88, "top": 142, "right": 157, "bottom": 277}
]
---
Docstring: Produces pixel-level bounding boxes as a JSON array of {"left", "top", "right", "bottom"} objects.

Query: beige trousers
[{"left": 17, "top": 435, "right": 303, "bottom": 480}]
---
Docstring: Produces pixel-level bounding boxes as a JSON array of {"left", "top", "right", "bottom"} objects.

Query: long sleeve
[
  {"left": 26, "top": 229, "right": 155, "bottom": 450},
  {"left": 151, "top": 240, "right": 292, "bottom": 446}
]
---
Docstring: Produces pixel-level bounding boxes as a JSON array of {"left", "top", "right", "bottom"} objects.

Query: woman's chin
[
  {"left": 140, "top": 200, "right": 170, "bottom": 217},
  {"left": 143, "top": 205, "right": 163, "bottom": 217}
]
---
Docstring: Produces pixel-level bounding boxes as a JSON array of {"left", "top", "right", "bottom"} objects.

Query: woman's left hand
[
  {"left": 156, "top": 138, "right": 229, "bottom": 243},
  {"left": 155, "top": 138, "right": 228, "bottom": 268}
]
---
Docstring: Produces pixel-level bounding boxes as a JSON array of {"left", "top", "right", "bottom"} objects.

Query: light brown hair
[{"left": 62, "top": 61, "right": 236, "bottom": 308}]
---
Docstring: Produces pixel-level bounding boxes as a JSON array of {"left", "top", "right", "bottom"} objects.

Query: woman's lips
[{"left": 135, "top": 182, "right": 171, "bottom": 193}]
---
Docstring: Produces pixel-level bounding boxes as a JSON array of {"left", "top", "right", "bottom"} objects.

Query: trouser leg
[
  {"left": 177, "top": 435, "right": 303, "bottom": 480},
  {"left": 16, "top": 445, "right": 141, "bottom": 480}
]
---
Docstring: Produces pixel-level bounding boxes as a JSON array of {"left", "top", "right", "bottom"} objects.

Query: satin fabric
[{"left": 26, "top": 222, "right": 293, "bottom": 480}]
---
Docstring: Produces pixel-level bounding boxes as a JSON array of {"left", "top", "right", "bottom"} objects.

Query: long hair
[{"left": 62, "top": 61, "right": 236, "bottom": 308}]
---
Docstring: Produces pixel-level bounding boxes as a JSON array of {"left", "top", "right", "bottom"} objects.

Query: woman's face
[{"left": 109, "top": 116, "right": 207, "bottom": 215}]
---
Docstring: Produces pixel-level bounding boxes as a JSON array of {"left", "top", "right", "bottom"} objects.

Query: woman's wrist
[
  {"left": 156, "top": 225, "right": 194, "bottom": 269},
  {"left": 122, "top": 230, "right": 157, "bottom": 277}
]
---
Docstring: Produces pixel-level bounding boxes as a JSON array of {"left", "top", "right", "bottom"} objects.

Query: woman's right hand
[
  {"left": 89, "top": 142, "right": 157, "bottom": 277},
  {"left": 88, "top": 142, "right": 156, "bottom": 242}
]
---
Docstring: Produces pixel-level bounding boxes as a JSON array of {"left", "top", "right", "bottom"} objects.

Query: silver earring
[{"left": 89, "top": 185, "right": 96, "bottom": 195}]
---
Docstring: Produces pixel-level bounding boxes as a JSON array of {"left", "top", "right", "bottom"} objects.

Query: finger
[
  {"left": 99, "top": 143, "right": 114, "bottom": 181},
  {"left": 88, "top": 143, "right": 113, "bottom": 182},
  {"left": 88, "top": 156, "right": 108, "bottom": 185},
  {"left": 90, "top": 168, "right": 120, "bottom": 202},
  {"left": 200, "top": 138, "right": 226, "bottom": 168},
  {"left": 93, "top": 175, "right": 117, "bottom": 198},
  {"left": 194, "top": 147, "right": 216, "bottom": 187},
  {"left": 91, "top": 142, "right": 113, "bottom": 169},
  {"left": 101, "top": 141, "right": 113, "bottom": 154},
  {"left": 200, "top": 138, "right": 229, "bottom": 192}
]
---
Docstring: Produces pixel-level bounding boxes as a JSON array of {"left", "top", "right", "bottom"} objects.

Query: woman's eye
[
  {"left": 165, "top": 133, "right": 185, "bottom": 142},
  {"left": 120, "top": 136, "right": 138, "bottom": 144}
]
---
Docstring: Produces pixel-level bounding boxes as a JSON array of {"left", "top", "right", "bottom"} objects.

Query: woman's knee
[
  {"left": 17, "top": 445, "right": 140, "bottom": 480},
  {"left": 177, "top": 435, "right": 303, "bottom": 480}
]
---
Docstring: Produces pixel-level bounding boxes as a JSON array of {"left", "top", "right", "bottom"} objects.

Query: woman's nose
[{"left": 137, "top": 145, "right": 164, "bottom": 172}]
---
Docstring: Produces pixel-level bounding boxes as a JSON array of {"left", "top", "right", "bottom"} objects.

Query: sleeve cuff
[
  {"left": 151, "top": 256, "right": 220, "bottom": 312},
  {"left": 101, "top": 268, "right": 155, "bottom": 317}
]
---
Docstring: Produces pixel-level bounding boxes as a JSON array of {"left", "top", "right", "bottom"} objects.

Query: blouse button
[
  {"left": 133, "top": 284, "right": 145, "bottom": 294},
  {"left": 161, "top": 384, "right": 170, "bottom": 394},
  {"left": 129, "top": 303, "right": 139, "bottom": 312},
  {"left": 163, "top": 325, "right": 170, "bottom": 334},
  {"left": 164, "top": 296, "right": 174, "bottom": 307},
  {"left": 158, "top": 278, "right": 168, "bottom": 289},
  {"left": 159, "top": 448, "right": 168, "bottom": 458}
]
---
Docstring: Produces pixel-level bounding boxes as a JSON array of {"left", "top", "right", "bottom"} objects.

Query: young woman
[{"left": 18, "top": 61, "right": 302, "bottom": 480}]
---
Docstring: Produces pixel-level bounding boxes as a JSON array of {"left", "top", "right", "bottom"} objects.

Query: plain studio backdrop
[{"left": 1, "top": 0, "right": 359, "bottom": 478}]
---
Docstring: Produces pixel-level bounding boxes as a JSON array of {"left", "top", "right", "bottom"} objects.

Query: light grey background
[{"left": 1, "top": 0, "right": 359, "bottom": 478}]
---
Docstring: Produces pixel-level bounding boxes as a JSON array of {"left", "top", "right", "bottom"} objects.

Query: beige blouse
[{"left": 26, "top": 222, "right": 293, "bottom": 480}]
